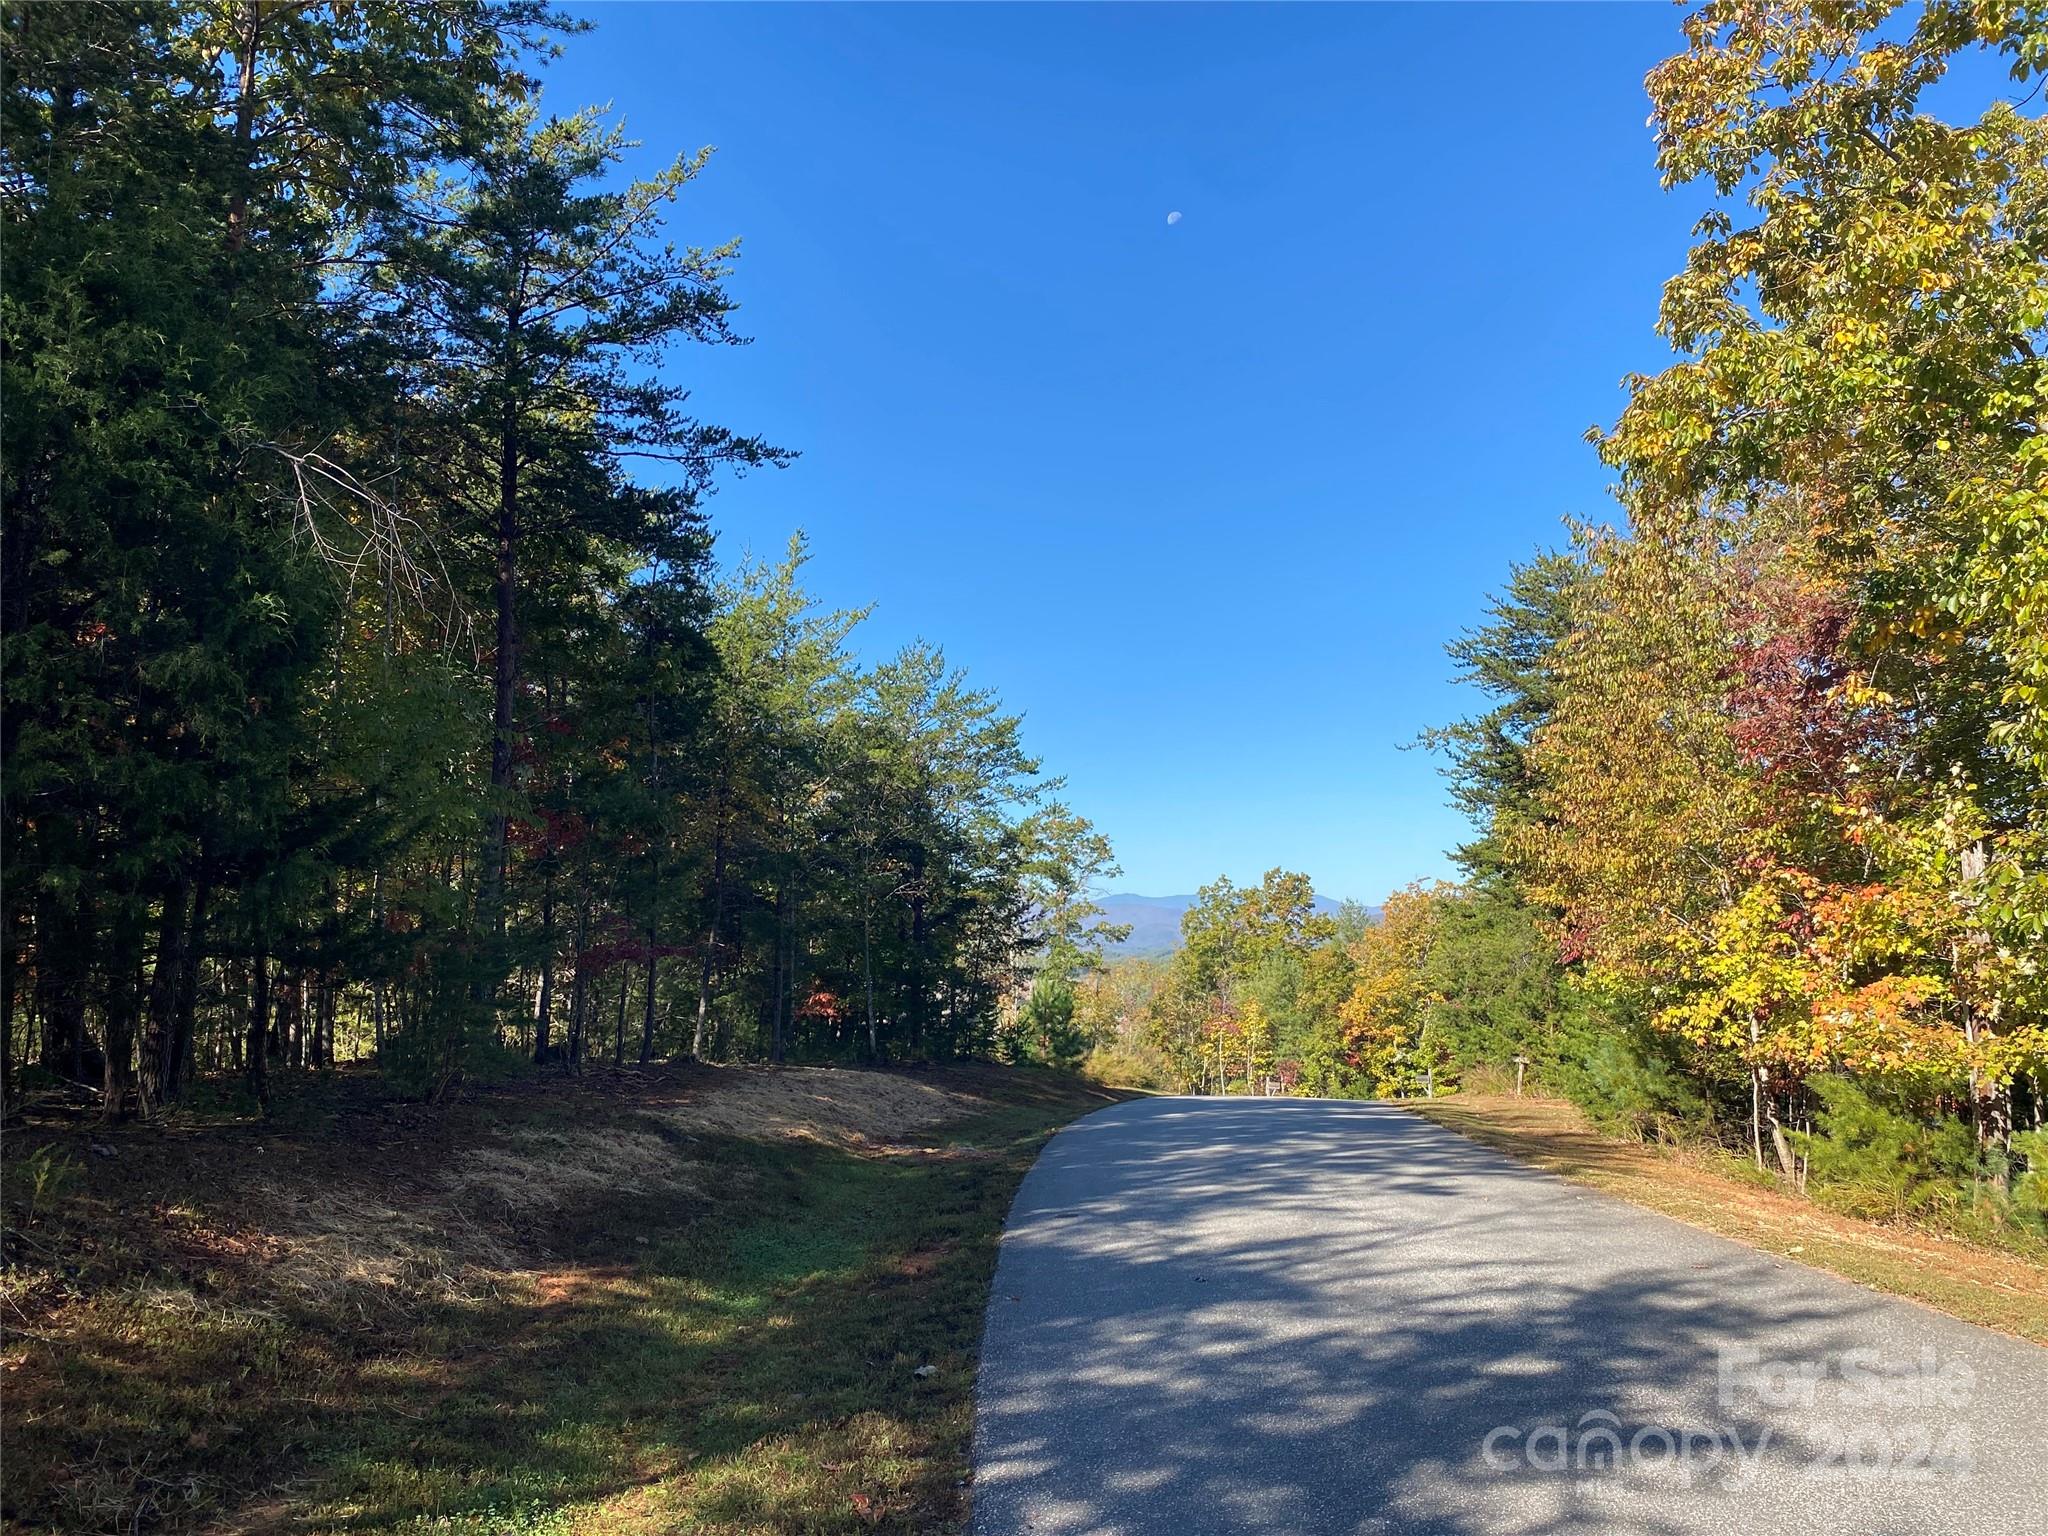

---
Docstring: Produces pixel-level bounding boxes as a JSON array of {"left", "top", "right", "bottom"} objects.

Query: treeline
[
  {"left": 1, "top": 3, "right": 1118, "bottom": 1113},
  {"left": 1473, "top": 0, "right": 2048, "bottom": 1229},
  {"left": 1116, "top": 2, "right": 2048, "bottom": 1236},
  {"left": 1093, "top": 870, "right": 1547, "bottom": 1105}
]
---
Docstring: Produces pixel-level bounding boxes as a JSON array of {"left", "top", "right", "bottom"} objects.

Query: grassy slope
[
  {"left": 1, "top": 1065, "right": 1126, "bottom": 1535},
  {"left": 1405, "top": 1093, "right": 2048, "bottom": 1346}
]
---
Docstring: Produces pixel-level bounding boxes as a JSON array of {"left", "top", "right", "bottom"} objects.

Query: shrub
[
  {"left": 1295, "top": 1032, "right": 1371, "bottom": 1099},
  {"left": 1557, "top": 1029, "right": 1712, "bottom": 1144},
  {"left": 1794, "top": 1075, "right": 1978, "bottom": 1223},
  {"left": 1081, "top": 1042, "right": 1172, "bottom": 1091},
  {"left": 2007, "top": 1127, "right": 2048, "bottom": 1230},
  {"left": 1006, "top": 977, "right": 1087, "bottom": 1069}
]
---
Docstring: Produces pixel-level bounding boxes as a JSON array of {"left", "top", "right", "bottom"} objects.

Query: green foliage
[
  {"left": 1143, "top": 869, "right": 1338, "bottom": 1093},
  {"left": 1556, "top": 1028, "right": 1714, "bottom": 1145},
  {"left": 2013, "top": 1128, "right": 2048, "bottom": 1225},
  {"left": 7, "top": 1146, "right": 79, "bottom": 1219},
  {"left": 1413, "top": 1, "right": 2048, "bottom": 1245},
  {"left": 1417, "top": 881, "right": 1560, "bottom": 1072},
  {"left": 1080, "top": 1040, "right": 1173, "bottom": 1092},
  {"left": 378, "top": 948, "right": 517, "bottom": 1100},
  {"left": 1008, "top": 978, "right": 1085, "bottom": 1069},
  {"left": 1418, "top": 553, "right": 1580, "bottom": 880},
  {"left": 1795, "top": 1076, "right": 1982, "bottom": 1225},
  {"left": 0, "top": 7, "right": 1114, "bottom": 1110},
  {"left": 1295, "top": 1029, "right": 1371, "bottom": 1101}
]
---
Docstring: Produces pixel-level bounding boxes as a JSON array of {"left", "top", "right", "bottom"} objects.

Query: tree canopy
[{"left": 1, "top": 2, "right": 1117, "bottom": 1112}]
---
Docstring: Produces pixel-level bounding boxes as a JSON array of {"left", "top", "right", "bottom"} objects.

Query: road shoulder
[{"left": 1403, "top": 1093, "right": 2048, "bottom": 1347}]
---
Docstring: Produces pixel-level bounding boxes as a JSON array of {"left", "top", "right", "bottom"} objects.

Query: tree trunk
[
  {"left": 908, "top": 877, "right": 927, "bottom": 1056},
  {"left": 170, "top": 880, "right": 209, "bottom": 1096},
  {"left": 223, "top": 2, "right": 263, "bottom": 254},
  {"left": 692, "top": 818, "right": 726, "bottom": 1061},
  {"left": 0, "top": 902, "right": 25, "bottom": 1111},
  {"left": 371, "top": 869, "right": 386, "bottom": 1060},
  {"left": 246, "top": 953, "right": 270, "bottom": 1110},
  {"left": 533, "top": 867, "right": 555, "bottom": 1063},
  {"left": 145, "top": 878, "right": 209, "bottom": 1107},
  {"left": 637, "top": 931, "right": 659, "bottom": 1065},
  {"left": 1983, "top": 1082, "right": 2015, "bottom": 1191},
  {"left": 862, "top": 901, "right": 878, "bottom": 1063},
  {"left": 142, "top": 883, "right": 190, "bottom": 1110},
  {"left": 768, "top": 885, "right": 787, "bottom": 1065},
  {"left": 41, "top": 892, "right": 91, "bottom": 1081},
  {"left": 781, "top": 887, "right": 799, "bottom": 1064},
  {"left": 101, "top": 908, "right": 145, "bottom": 1121},
  {"left": 566, "top": 895, "right": 589, "bottom": 1067},
  {"left": 479, "top": 409, "right": 520, "bottom": 948},
  {"left": 613, "top": 968, "right": 627, "bottom": 1067},
  {"left": 320, "top": 977, "right": 337, "bottom": 1068}
]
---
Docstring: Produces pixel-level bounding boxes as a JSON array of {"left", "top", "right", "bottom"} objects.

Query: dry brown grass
[
  {"left": 1407, "top": 1093, "right": 2048, "bottom": 1345},
  {"left": 443, "top": 1065, "right": 993, "bottom": 1217}
]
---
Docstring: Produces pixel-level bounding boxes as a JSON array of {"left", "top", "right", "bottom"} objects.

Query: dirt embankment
[
  {"left": 444, "top": 1064, "right": 987, "bottom": 1217},
  {"left": 2, "top": 1061, "right": 1068, "bottom": 1533},
  {"left": 5, "top": 1064, "right": 1003, "bottom": 1315}
]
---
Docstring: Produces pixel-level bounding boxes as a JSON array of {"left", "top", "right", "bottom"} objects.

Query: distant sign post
[{"left": 1513, "top": 1055, "right": 1530, "bottom": 1097}]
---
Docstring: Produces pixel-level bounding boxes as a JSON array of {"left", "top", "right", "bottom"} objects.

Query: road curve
[{"left": 969, "top": 1096, "right": 2048, "bottom": 1536}]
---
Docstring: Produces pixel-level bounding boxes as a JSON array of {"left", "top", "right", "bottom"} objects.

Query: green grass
[{"left": 1, "top": 1066, "right": 1123, "bottom": 1535}]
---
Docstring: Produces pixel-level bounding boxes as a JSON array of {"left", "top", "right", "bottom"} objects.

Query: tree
[
  {"left": 1011, "top": 976, "right": 1085, "bottom": 1068},
  {"left": 1, "top": 2, "right": 548, "bottom": 1112},
  {"left": 1017, "top": 805, "right": 1130, "bottom": 981},
  {"left": 389, "top": 102, "right": 784, "bottom": 965},
  {"left": 1597, "top": 0, "right": 2048, "bottom": 1148},
  {"left": 1420, "top": 553, "right": 1580, "bottom": 879},
  {"left": 1426, "top": 1, "right": 2048, "bottom": 1202}
]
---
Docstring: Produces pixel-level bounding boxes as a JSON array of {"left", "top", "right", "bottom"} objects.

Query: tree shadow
[{"left": 970, "top": 1098, "right": 2048, "bottom": 1536}]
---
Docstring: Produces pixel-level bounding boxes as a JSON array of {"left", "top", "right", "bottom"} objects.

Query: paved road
[{"left": 970, "top": 1097, "right": 2048, "bottom": 1536}]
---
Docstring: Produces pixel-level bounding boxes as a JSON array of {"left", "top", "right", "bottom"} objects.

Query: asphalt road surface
[{"left": 970, "top": 1097, "right": 2048, "bottom": 1536}]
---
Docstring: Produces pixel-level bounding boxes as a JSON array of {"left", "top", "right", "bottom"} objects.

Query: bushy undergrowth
[
  {"left": 1792, "top": 1075, "right": 2044, "bottom": 1237},
  {"left": 1556, "top": 1029, "right": 1716, "bottom": 1146},
  {"left": 1080, "top": 1041, "right": 1174, "bottom": 1091},
  {"left": 1535, "top": 1042, "right": 2048, "bottom": 1242}
]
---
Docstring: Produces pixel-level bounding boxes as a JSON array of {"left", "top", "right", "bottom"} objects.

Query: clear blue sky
[{"left": 542, "top": 2, "right": 1707, "bottom": 903}]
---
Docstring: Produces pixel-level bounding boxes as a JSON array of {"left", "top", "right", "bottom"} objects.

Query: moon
[{"left": 1166, "top": 210, "right": 1183, "bottom": 226}]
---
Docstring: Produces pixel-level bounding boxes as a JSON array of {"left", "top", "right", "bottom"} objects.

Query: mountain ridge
[{"left": 1091, "top": 890, "right": 1362, "bottom": 959}]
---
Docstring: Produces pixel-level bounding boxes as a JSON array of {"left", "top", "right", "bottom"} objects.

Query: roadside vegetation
[
  {"left": 5, "top": 1, "right": 2048, "bottom": 1527},
  {"left": 1, "top": 1064, "right": 1123, "bottom": 1533},
  {"left": 2, "top": 2, "right": 1125, "bottom": 1117}
]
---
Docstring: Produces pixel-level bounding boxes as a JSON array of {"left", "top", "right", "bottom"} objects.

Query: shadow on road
[{"left": 971, "top": 1098, "right": 2044, "bottom": 1536}]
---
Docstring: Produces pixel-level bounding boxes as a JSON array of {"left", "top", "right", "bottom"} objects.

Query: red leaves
[
  {"left": 506, "top": 806, "right": 591, "bottom": 857},
  {"left": 572, "top": 926, "right": 697, "bottom": 975},
  {"left": 1722, "top": 583, "right": 1880, "bottom": 800}
]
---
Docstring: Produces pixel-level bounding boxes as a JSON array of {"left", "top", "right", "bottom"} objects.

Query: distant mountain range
[{"left": 1091, "top": 891, "right": 1363, "bottom": 959}]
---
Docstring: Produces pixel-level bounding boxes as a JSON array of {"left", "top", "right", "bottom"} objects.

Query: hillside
[
  {"left": 1095, "top": 892, "right": 1362, "bottom": 958},
  {"left": 0, "top": 1064, "right": 1126, "bottom": 1534}
]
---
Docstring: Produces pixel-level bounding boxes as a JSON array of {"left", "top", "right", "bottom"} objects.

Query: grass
[
  {"left": 1, "top": 1063, "right": 1126, "bottom": 1534},
  {"left": 1405, "top": 1092, "right": 2048, "bottom": 1346}
]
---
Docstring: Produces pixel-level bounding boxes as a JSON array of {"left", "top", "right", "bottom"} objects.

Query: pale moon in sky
[{"left": 1166, "top": 210, "right": 1183, "bottom": 226}]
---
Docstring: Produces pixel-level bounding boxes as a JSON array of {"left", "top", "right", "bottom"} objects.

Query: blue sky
[{"left": 542, "top": 2, "right": 1707, "bottom": 903}]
